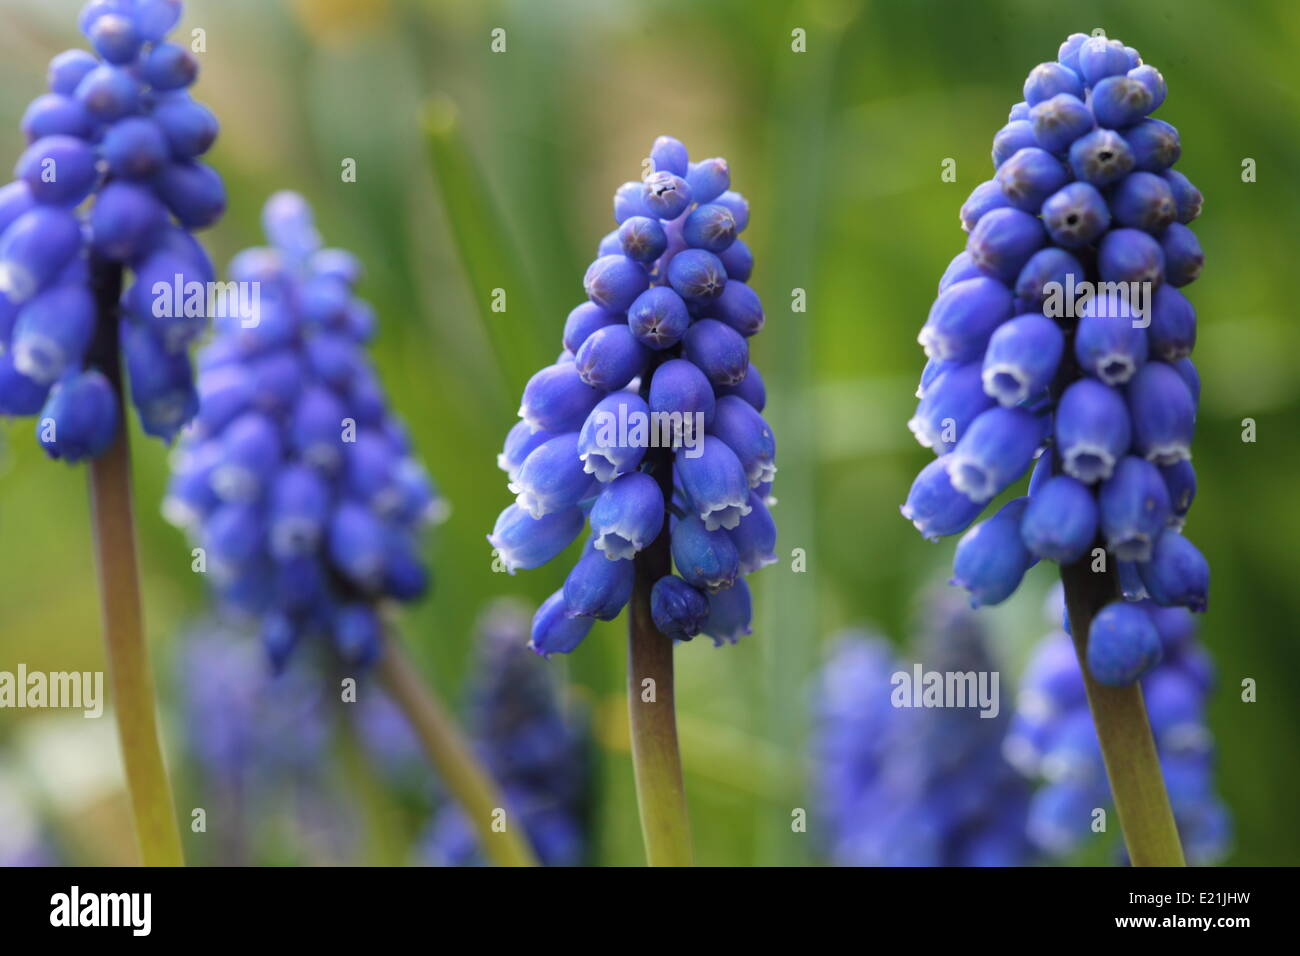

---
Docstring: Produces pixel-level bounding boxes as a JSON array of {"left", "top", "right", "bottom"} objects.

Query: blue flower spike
[
  {"left": 0, "top": 0, "right": 224, "bottom": 462},
  {"left": 491, "top": 136, "right": 776, "bottom": 658}
]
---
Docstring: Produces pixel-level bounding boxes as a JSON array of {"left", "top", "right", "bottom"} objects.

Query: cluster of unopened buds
[
  {"left": 488, "top": 135, "right": 777, "bottom": 655},
  {"left": 902, "top": 32, "right": 1207, "bottom": 686}
]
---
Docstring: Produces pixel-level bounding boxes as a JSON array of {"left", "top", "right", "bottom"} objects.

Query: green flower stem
[
  {"left": 87, "top": 255, "right": 183, "bottom": 867},
  {"left": 377, "top": 625, "right": 538, "bottom": 867},
  {"left": 627, "top": 446, "right": 693, "bottom": 867},
  {"left": 1060, "top": 558, "right": 1186, "bottom": 866}
]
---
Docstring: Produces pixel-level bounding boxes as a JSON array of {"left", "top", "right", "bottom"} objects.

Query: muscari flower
[
  {"left": 488, "top": 136, "right": 776, "bottom": 655},
  {"left": 813, "top": 596, "right": 1034, "bottom": 867},
  {"left": 422, "top": 601, "right": 591, "bottom": 866},
  {"left": 164, "top": 192, "right": 445, "bottom": 670},
  {"left": 1004, "top": 590, "right": 1230, "bottom": 864},
  {"left": 0, "top": 0, "right": 224, "bottom": 461},
  {"left": 903, "top": 33, "right": 1208, "bottom": 686}
]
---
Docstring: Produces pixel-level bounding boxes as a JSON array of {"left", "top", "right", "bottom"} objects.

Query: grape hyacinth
[
  {"left": 1005, "top": 593, "right": 1231, "bottom": 864},
  {"left": 904, "top": 33, "right": 1208, "bottom": 690},
  {"left": 164, "top": 192, "right": 445, "bottom": 670},
  {"left": 421, "top": 602, "right": 590, "bottom": 866},
  {"left": 489, "top": 135, "right": 775, "bottom": 656},
  {"left": 814, "top": 598, "right": 1033, "bottom": 867},
  {"left": 0, "top": 0, "right": 224, "bottom": 460}
]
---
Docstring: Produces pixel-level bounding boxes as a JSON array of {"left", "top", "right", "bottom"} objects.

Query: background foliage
[{"left": 1, "top": 0, "right": 1297, "bottom": 865}]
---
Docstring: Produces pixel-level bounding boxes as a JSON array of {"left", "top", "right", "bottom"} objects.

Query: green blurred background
[{"left": 1, "top": 0, "right": 1297, "bottom": 865}]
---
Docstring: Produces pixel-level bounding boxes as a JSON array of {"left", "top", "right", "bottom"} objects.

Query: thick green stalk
[
  {"left": 86, "top": 255, "right": 184, "bottom": 867},
  {"left": 1060, "top": 558, "right": 1186, "bottom": 866},
  {"left": 626, "top": 447, "right": 693, "bottom": 867},
  {"left": 377, "top": 627, "right": 538, "bottom": 867}
]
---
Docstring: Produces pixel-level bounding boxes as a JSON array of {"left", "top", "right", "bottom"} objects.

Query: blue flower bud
[
  {"left": 1159, "top": 223, "right": 1203, "bottom": 288},
  {"left": 729, "top": 493, "right": 777, "bottom": 573},
  {"left": 1090, "top": 75, "right": 1154, "bottom": 129},
  {"left": 134, "top": 1, "right": 183, "bottom": 43},
  {"left": 1118, "top": 560, "right": 1149, "bottom": 600},
  {"left": 1008, "top": 101, "right": 1031, "bottom": 122},
  {"left": 21, "top": 94, "right": 92, "bottom": 141},
  {"left": 626, "top": 285, "right": 689, "bottom": 350},
  {"left": 649, "top": 356, "right": 715, "bottom": 430},
  {"left": 717, "top": 361, "right": 766, "bottom": 412},
  {"left": 666, "top": 247, "right": 727, "bottom": 303},
  {"left": 641, "top": 170, "right": 693, "bottom": 220},
  {"left": 650, "top": 135, "right": 689, "bottom": 177},
  {"left": 939, "top": 250, "right": 981, "bottom": 292},
  {"left": 589, "top": 471, "right": 664, "bottom": 559},
  {"left": 488, "top": 503, "right": 584, "bottom": 574},
  {"left": 670, "top": 512, "right": 739, "bottom": 593},
  {"left": 561, "top": 301, "right": 619, "bottom": 354},
  {"left": 981, "top": 313, "right": 1063, "bottom": 407},
  {"left": 686, "top": 158, "right": 729, "bottom": 205},
  {"left": 0, "top": 207, "right": 83, "bottom": 303},
  {"left": 1127, "top": 360, "right": 1195, "bottom": 465},
  {"left": 154, "top": 161, "right": 226, "bottom": 230},
  {"left": 1021, "top": 475, "right": 1098, "bottom": 563},
  {"left": 1057, "top": 32, "right": 1089, "bottom": 73},
  {"left": 1074, "top": 289, "right": 1149, "bottom": 384},
  {"left": 510, "top": 432, "right": 594, "bottom": 518},
  {"left": 901, "top": 454, "right": 983, "bottom": 540},
  {"left": 1127, "top": 63, "right": 1167, "bottom": 109},
  {"left": 1172, "top": 357, "right": 1199, "bottom": 405},
  {"left": 1110, "top": 171, "right": 1176, "bottom": 233},
  {"left": 713, "top": 280, "right": 764, "bottom": 336},
  {"left": 577, "top": 391, "right": 649, "bottom": 482},
  {"left": 618, "top": 215, "right": 667, "bottom": 262},
  {"left": 47, "top": 49, "right": 99, "bottom": 95},
  {"left": 74, "top": 63, "right": 140, "bottom": 121},
  {"left": 1067, "top": 128, "right": 1135, "bottom": 186},
  {"left": 0, "top": 182, "right": 36, "bottom": 235},
  {"left": 100, "top": 117, "right": 169, "bottom": 179},
  {"left": 1014, "top": 247, "right": 1083, "bottom": 313},
  {"left": 266, "top": 464, "right": 330, "bottom": 558},
  {"left": 328, "top": 500, "right": 391, "bottom": 592},
  {"left": 681, "top": 203, "right": 736, "bottom": 253},
  {"left": 714, "top": 191, "right": 749, "bottom": 231},
  {"left": 951, "top": 498, "right": 1035, "bottom": 607},
  {"left": 1098, "top": 456, "right": 1171, "bottom": 561},
  {"left": 202, "top": 501, "right": 263, "bottom": 576},
  {"left": 918, "top": 275, "right": 1014, "bottom": 363},
  {"left": 959, "top": 180, "right": 1011, "bottom": 232},
  {"left": 89, "top": 181, "right": 165, "bottom": 261},
  {"left": 991, "top": 121, "right": 1037, "bottom": 168},
  {"left": 563, "top": 540, "right": 635, "bottom": 620},
  {"left": 1160, "top": 459, "right": 1196, "bottom": 527},
  {"left": 10, "top": 284, "right": 96, "bottom": 385},
  {"left": 682, "top": 318, "right": 748, "bottom": 387},
  {"left": 35, "top": 368, "right": 119, "bottom": 462},
  {"left": 87, "top": 11, "right": 141, "bottom": 64},
  {"left": 497, "top": 419, "right": 550, "bottom": 482},
  {"left": 909, "top": 360, "right": 992, "bottom": 452},
  {"left": 1147, "top": 284, "right": 1196, "bottom": 360},
  {"left": 947, "top": 406, "right": 1046, "bottom": 504},
  {"left": 121, "top": 319, "right": 197, "bottom": 440},
  {"left": 1161, "top": 169, "right": 1202, "bottom": 223},
  {"left": 529, "top": 590, "right": 594, "bottom": 657},
  {"left": 708, "top": 394, "right": 776, "bottom": 487},
  {"left": 141, "top": 42, "right": 197, "bottom": 91},
  {"left": 651, "top": 574, "right": 709, "bottom": 640},
  {"left": 718, "top": 237, "right": 753, "bottom": 282},
  {"left": 0, "top": 353, "right": 51, "bottom": 415},
  {"left": 1077, "top": 36, "right": 1130, "bottom": 85},
  {"left": 1028, "top": 93, "right": 1094, "bottom": 154},
  {"left": 996, "top": 147, "right": 1070, "bottom": 212},
  {"left": 209, "top": 411, "right": 281, "bottom": 502},
  {"left": 583, "top": 254, "right": 648, "bottom": 313},
  {"left": 573, "top": 322, "right": 648, "bottom": 391},
  {"left": 1054, "top": 378, "right": 1131, "bottom": 483},
  {"left": 676, "top": 435, "right": 752, "bottom": 531},
  {"left": 1122, "top": 118, "right": 1180, "bottom": 172},
  {"left": 1086, "top": 601, "right": 1162, "bottom": 686},
  {"left": 518, "top": 361, "right": 604, "bottom": 434},
  {"left": 971, "top": 210, "right": 1049, "bottom": 292},
  {"left": 1138, "top": 530, "right": 1208, "bottom": 612},
  {"left": 151, "top": 95, "right": 218, "bottom": 159},
  {"left": 703, "top": 578, "right": 752, "bottom": 645},
  {"left": 613, "top": 181, "right": 650, "bottom": 223},
  {"left": 1039, "top": 181, "right": 1109, "bottom": 248},
  {"left": 1024, "top": 61, "right": 1084, "bottom": 106}
]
